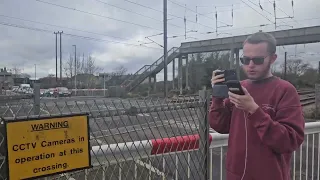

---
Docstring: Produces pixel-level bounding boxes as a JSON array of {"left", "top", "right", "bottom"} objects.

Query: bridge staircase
[{"left": 121, "top": 47, "right": 180, "bottom": 92}]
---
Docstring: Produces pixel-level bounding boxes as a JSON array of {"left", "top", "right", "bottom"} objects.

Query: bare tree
[
  {"left": 10, "top": 66, "right": 21, "bottom": 78},
  {"left": 281, "top": 59, "right": 310, "bottom": 76},
  {"left": 113, "top": 65, "right": 127, "bottom": 76},
  {"left": 87, "top": 55, "right": 103, "bottom": 75},
  {"left": 64, "top": 54, "right": 74, "bottom": 78}
]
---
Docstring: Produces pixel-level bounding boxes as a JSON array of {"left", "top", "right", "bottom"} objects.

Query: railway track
[
  {"left": 170, "top": 90, "right": 316, "bottom": 107},
  {"left": 300, "top": 96, "right": 315, "bottom": 106}
]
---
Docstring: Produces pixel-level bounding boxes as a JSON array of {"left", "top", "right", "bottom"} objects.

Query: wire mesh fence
[
  {"left": 1, "top": 85, "right": 319, "bottom": 180},
  {"left": 0, "top": 85, "right": 211, "bottom": 180}
]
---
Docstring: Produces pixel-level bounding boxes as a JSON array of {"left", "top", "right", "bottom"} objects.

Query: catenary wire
[
  {"left": 0, "top": 14, "right": 133, "bottom": 42},
  {"left": 121, "top": 0, "right": 215, "bottom": 30},
  {"left": 93, "top": 0, "right": 189, "bottom": 31},
  {"left": 0, "top": 21, "right": 163, "bottom": 50},
  {"left": 34, "top": 0, "right": 164, "bottom": 31}
]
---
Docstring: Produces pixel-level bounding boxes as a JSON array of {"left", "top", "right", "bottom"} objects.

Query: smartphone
[
  {"left": 214, "top": 69, "right": 237, "bottom": 85},
  {"left": 214, "top": 71, "right": 224, "bottom": 85},
  {"left": 226, "top": 80, "right": 245, "bottom": 95}
]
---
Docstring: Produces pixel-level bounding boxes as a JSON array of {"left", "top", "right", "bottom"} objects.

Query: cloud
[{"left": 0, "top": 0, "right": 319, "bottom": 80}]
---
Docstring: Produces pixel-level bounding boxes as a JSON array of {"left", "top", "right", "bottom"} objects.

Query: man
[{"left": 210, "top": 32, "right": 305, "bottom": 180}]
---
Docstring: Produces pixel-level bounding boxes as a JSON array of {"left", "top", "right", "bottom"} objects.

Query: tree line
[{"left": 185, "top": 52, "right": 319, "bottom": 91}]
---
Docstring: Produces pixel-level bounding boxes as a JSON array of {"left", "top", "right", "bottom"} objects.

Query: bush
[{"left": 304, "top": 107, "right": 320, "bottom": 120}]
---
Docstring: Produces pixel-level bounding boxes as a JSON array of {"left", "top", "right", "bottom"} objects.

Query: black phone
[
  {"left": 215, "top": 69, "right": 237, "bottom": 85},
  {"left": 226, "top": 80, "right": 245, "bottom": 95}
]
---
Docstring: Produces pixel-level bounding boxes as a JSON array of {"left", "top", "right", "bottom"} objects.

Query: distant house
[
  {"left": 38, "top": 76, "right": 69, "bottom": 89},
  {"left": 0, "top": 67, "right": 14, "bottom": 89},
  {"left": 29, "top": 78, "right": 40, "bottom": 84},
  {"left": 13, "top": 77, "right": 30, "bottom": 86},
  {"left": 72, "top": 73, "right": 99, "bottom": 89}
]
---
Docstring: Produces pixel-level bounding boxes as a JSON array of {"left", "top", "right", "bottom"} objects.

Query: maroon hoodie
[{"left": 209, "top": 76, "right": 305, "bottom": 180}]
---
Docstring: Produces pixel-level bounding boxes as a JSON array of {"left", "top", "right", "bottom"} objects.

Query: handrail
[
  {"left": 121, "top": 65, "right": 150, "bottom": 86},
  {"left": 126, "top": 47, "right": 180, "bottom": 91},
  {"left": 90, "top": 121, "right": 320, "bottom": 166},
  {"left": 121, "top": 47, "right": 177, "bottom": 87}
]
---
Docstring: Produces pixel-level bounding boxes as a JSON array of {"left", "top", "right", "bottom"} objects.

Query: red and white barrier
[
  {"left": 90, "top": 132, "right": 228, "bottom": 166},
  {"left": 90, "top": 121, "right": 320, "bottom": 166}
]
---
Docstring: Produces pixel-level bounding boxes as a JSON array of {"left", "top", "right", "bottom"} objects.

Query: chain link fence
[{"left": 0, "top": 85, "right": 211, "bottom": 180}]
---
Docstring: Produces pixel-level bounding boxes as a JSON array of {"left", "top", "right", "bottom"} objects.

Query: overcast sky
[{"left": 0, "top": 0, "right": 320, "bottom": 80}]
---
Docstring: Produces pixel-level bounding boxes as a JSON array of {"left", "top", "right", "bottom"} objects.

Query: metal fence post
[
  {"left": 33, "top": 83, "right": 40, "bottom": 116},
  {"left": 316, "top": 84, "right": 320, "bottom": 118},
  {"left": 198, "top": 89, "right": 210, "bottom": 180},
  {"left": 0, "top": 123, "right": 7, "bottom": 180}
]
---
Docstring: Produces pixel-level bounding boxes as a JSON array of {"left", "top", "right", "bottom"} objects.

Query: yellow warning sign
[{"left": 5, "top": 114, "right": 91, "bottom": 180}]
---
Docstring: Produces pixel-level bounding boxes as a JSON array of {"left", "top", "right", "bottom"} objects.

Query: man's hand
[
  {"left": 228, "top": 86, "right": 259, "bottom": 114},
  {"left": 211, "top": 70, "right": 225, "bottom": 85}
]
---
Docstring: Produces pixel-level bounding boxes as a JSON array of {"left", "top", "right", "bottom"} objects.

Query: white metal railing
[{"left": 60, "top": 121, "right": 320, "bottom": 180}]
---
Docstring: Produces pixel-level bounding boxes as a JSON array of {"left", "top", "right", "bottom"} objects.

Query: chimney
[
  {"left": 4, "top": 67, "right": 6, "bottom": 72},
  {"left": 0, "top": 69, "right": 3, "bottom": 72}
]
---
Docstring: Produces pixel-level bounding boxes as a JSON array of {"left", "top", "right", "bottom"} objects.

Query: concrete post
[
  {"left": 235, "top": 49, "right": 240, "bottom": 79},
  {"left": 153, "top": 75, "right": 157, "bottom": 93},
  {"left": 185, "top": 55, "right": 190, "bottom": 90},
  {"left": 229, "top": 48, "right": 235, "bottom": 69},
  {"left": 172, "top": 58, "right": 175, "bottom": 89},
  {"left": 33, "top": 83, "right": 40, "bottom": 116},
  {"left": 148, "top": 76, "right": 152, "bottom": 92},
  {"left": 178, "top": 56, "right": 183, "bottom": 94},
  {"left": 198, "top": 89, "right": 210, "bottom": 180}
]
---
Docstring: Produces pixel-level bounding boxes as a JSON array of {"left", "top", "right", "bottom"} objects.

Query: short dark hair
[{"left": 244, "top": 32, "right": 277, "bottom": 54}]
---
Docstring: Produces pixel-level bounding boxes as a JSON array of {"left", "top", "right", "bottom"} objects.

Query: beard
[{"left": 245, "top": 61, "right": 272, "bottom": 81}]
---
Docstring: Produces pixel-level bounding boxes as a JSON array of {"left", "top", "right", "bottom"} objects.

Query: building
[{"left": 0, "top": 67, "right": 14, "bottom": 89}]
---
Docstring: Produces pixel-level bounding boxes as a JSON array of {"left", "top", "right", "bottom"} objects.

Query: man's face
[{"left": 242, "top": 42, "right": 277, "bottom": 80}]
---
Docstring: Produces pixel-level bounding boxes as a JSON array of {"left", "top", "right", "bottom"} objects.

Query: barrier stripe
[{"left": 151, "top": 133, "right": 213, "bottom": 155}]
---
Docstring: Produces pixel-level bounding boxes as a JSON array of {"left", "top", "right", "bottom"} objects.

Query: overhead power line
[
  {"left": 245, "top": 0, "right": 293, "bottom": 29},
  {"left": 270, "top": 0, "right": 302, "bottom": 28},
  {"left": 2, "top": 13, "right": 320, "bottom": 49},
  {"left": 169, "top": 0, "right": 231, "bottom": 26},
  {"left": 165, "top": 16, "right": 320, "bottom": 39},
  {"left": 0, "top": 21, "right": 162, "bottom": 50},
  {"left": 93, "top": 0, "right": 187, "bottom": 30},
  {"left": 122, "top": 0, "right": 214, "bottom": 30},
  {"left": 240, "top": 0, "right": 274, "bottom": 24},
  {"left": 181, "top": 0, "right": 286, "bottom": 18},
  {"left": 169, "top": 0, "right": 215, "bottom": 21},
  {"left": 35, "top": 0, "right": 163, "bottom": 31},
  {"left": 0, "top": 14, "right": 134, "bottom": 42}
]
